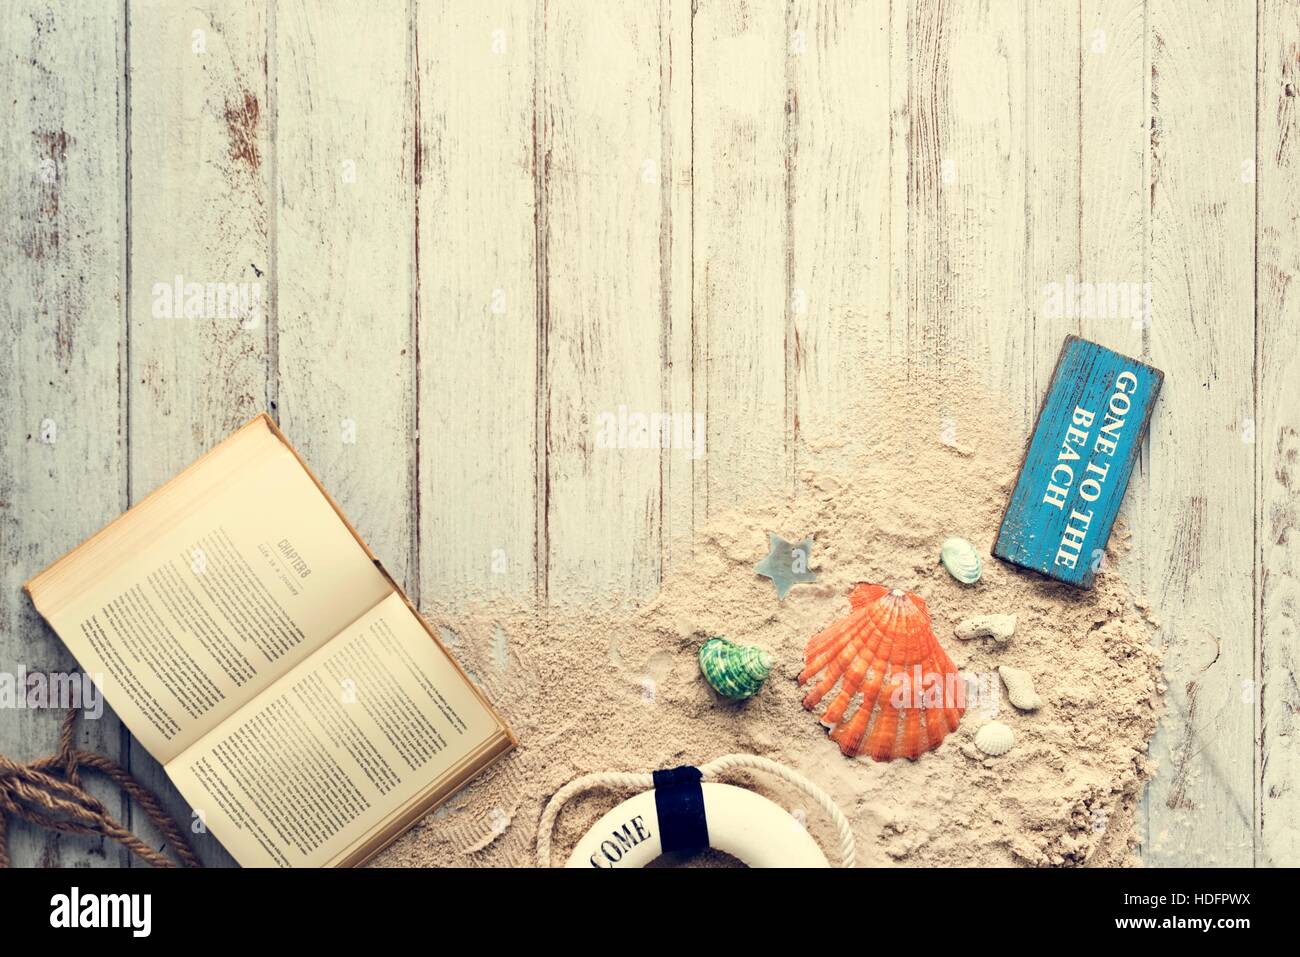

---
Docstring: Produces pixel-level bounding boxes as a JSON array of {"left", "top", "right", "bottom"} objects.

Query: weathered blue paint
[{"left": 994, "top": 336, "right": 1163, "bottom": 588}]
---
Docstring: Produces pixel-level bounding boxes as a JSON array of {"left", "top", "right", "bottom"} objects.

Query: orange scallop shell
[{"left": 800, "top": 583, "right": 965, "bottom": 761}]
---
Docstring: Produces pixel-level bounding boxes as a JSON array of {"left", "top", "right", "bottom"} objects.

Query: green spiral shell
[{"left": 698, "top": 637, "right": 773, "bottom": 701}]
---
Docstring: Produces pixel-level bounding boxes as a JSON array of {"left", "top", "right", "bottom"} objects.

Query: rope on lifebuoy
[{"left": 536, "top": 753, "right": 856, "bottom": 868}]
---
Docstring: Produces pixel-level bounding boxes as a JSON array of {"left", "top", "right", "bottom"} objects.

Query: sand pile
[{"left": 376, "top": 372, "right": 1163, "bottom": 868}]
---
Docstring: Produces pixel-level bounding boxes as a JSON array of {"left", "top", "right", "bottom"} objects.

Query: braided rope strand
[
  {"left": 536, "top": 754, "right": 856, "bottom": 868},
  {"left": 0, "top": 708, "right": 201, "bottom": 868},
  {"left": 536, "top": 770, "right": 653, "bottom": 868}
]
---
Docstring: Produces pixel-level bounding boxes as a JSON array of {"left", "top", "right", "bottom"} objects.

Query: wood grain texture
[
  {"left": 274, "top": 0, "right": 417, "bottom": 594},
  {"left": 1024, "top": 0, "right": 1080, "bottom": 434},
  {"left": 693, "top": 0, "right": 790, "bottom": 511},
  {"left": 904, "top": 0, "right": 1028, "bottom": 400},
  {"left": 541, "top": 0, "right": 666, "bottom": 600},
  {"left": 660, "top": 0, "right": 696, "bottom": 574},
  {"left": 125, "top": 0, "right": 270, "bottom": 867},
  {"left": 1142, "top": 0, "right": 1257, "bottom": 866},
  {"left": 1256, "top": 0, "right": 1300, "bottom": 868},
  {"left": 416, "top": 0, "right": 539, "bottom": 607},
  {"left": 0, "top": 0, "right": 128, "bottom": 868},
  {"left": 789, "top": 0, "right": 892, "bottom": 466},
  {"left": 1078, "top": 0, "right": 1149, "bottom": 370}
]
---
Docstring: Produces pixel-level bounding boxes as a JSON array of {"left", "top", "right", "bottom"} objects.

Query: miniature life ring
[
  {"left": 568, "top": 781, "right": 827, "bottom": 868},
  {"left": 537, "top": 754, "right": 856, "bottom": 868}
]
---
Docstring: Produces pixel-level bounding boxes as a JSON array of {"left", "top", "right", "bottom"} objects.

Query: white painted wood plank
[
  {"left": 887, "top": 0, "right": 909, "bottom": 365},
  {"left": 1143, "top": 0, "right": 1256, "bottom": 866},
  {"left": 541, "top": 0, "right": 666, "bottom": 600},
  {"left": 416, "top": 0, "right": 539, "bottom": 606},
  {"left": 903, "top": 0, "right": 1028, "bottom": 397},
  {"left": 0, "top": 0, "right": 128, "bottom": 868},
  {"left": 1025, "top": 0, "right": 1080, "bottom": 428},
  {"left": 789, "top": 0, "right": 892, "bottom": 467},
  {"left": 275, "top": 1, "right": 417, "bottom": 594},
  {"left": 1077, "top": 0, "right": 1149, "bottom": 366},
  {"left": 660, "top": 0, "right": 696, "bottom": 574},
  {"left": 693, "top": 0, "right": 790, "bottom": 511},
  {"left": 126, "top": 0, "right": 271, "bottom": 867},
  {"left": 1256, "top": 0, "right": 1300, "bottom": 868},
  {"left": 127, "top": 0, "right": 272, "bottom": 465}
]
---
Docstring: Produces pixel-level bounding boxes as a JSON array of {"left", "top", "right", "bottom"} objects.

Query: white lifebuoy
[
  {"left": 537, "top": 754, "right": 856, "bottom": 868},
  {"left": 567, "top": 782, "right": 829, "bottom": 868}
]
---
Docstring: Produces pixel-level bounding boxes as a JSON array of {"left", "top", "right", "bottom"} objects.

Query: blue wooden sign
[{"left": 993, "top": 336, "right": 1163, "bottom": 588}]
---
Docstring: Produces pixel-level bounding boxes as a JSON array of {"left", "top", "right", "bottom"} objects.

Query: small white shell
[
  {"left": 940, "top": 537, "right": 982, "bottom": 584},
  {"left": 998, "top": 665, "right": 1043, "bottom": 711},
  {"left": 974, "top": 721, "right": 1015, "bottom": 756},
  {"left": 954, "top": 614, "right": 1016, "bottom": 644}
]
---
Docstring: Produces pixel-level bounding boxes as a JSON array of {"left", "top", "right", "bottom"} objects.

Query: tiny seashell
[
  {"left": 954, "top": 614, "right": 1017, "bottom": 644},
  {"left": 699, "top": 637, "right": 773, "bottom": 700},
  {"left": 974, "top": 721, "right": 1015, "bottom": 757},
  {"left": 998, "top": 665, "right": 1043, "bottom": 711},
  {"left": 940, "top": 537, "right": 982, "bottom": 584}
]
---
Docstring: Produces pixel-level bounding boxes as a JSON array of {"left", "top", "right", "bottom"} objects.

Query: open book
[{"left": 24, "top": 414, "right": 515, "bottom": 867}]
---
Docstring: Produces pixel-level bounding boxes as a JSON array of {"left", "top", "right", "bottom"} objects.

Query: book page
[
  {"left": 25, "top": 418, "right": 393, "bottom": 763},
  {"left": 164, "top": 592, "right": 503, "bottom": 867}
]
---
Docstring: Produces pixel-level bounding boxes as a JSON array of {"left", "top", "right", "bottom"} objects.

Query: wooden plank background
[{"left": 1, "top": 0, "right": 1294, "bottom": 867}]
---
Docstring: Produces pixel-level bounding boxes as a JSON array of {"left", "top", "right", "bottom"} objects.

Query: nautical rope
[
  {"left": 537, "top": 753, "right": 856, "bottom": 868},
  {"left": 0, "top": 708, "right": 201, "bottom": 868}
]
